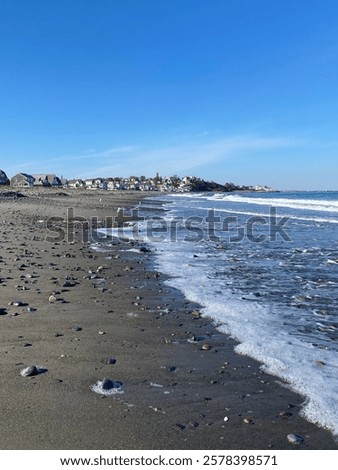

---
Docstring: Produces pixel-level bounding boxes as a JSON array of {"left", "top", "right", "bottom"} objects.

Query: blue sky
[{"left": 1, "top": 0, "right": 338, "bottom": 190}]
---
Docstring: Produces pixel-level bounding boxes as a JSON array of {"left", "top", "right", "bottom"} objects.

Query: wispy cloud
[
  {"left": 4, "top": 134, "right": 303, "bottom": 179},
  {"left": 77, "top": 134, "right": 303, "bottom": 179}
]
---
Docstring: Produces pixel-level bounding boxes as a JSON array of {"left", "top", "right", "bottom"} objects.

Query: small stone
[
  {"left": 49, "top": 294, "right": 57, "bottom": 303},
  {"left": 175, "top": 423, "right": 186, "bottom": 430},
  {"left": 90, "top": 377, "right": 123, "bottom": 395},
  {"left": 98, "top": 330, "right": 105, "bottom": 335},
  {"left": 287, "top": 434, "right": 304, "bottom": 445},
  {"left": 191, "top": 310, "right": 201, "bottom": 319},
  {"left": 71, "top": 325, "right": 82, "bottom": 332},
  {"left": 201, "top": 344, "right": 211, "bottom": 351},
  {"left": 242, "top": 417, "right": 254, "bottom": 425},
  {"left": 63, "top": 281, "right": 76, "bottom": 288},
  {"left": 187, "top": 334, "right": 198, "bottom": 344},
  {"left": 101, "top": 378, "right": 117, "bottom": 390},
  {"left": 279, "top": 410, "right": 293, "bottom": 418},
  {"left": 106, "top": 357, "right": 117, "bottom": 365},
  {"left": 189, "top": 421, "right": 199, "bottom": 428},
  {"left": 20, "top": 365, "right": 38, "bottom": 377}
]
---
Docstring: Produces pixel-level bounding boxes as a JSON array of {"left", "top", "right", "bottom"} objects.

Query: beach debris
[
  {"left": 98, "top": 330, "right": 105, "bottom": 335},
  {"left": 224, "top": 416, "right": 229, "bottom": 422},
  {"left": 150, "top": 382, "right": 164, "bottom": 388},
  {"left": 20, "top": 365, "right": 47, "bottom": 377},
  {"left": 0, "top": 308, "right": 7, "bottom": 315},
  {"left": 48, "top": 294, "right": 57, "bottom": 302},
  {"left": 287, "top": 434, "right": 304, "bottom": 446},
  {"left": 201, "top": 343, "right": 212, "bottom": 351},
  {"left": 90, "top": 378, "right": 124, "bottom": 395}
]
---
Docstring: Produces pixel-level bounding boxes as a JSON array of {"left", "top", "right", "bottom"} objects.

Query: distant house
[
  {"left": 11, "top": 173, "right": 35, "bottom": 188},
  {"left": 84, "top": 178, "right": 108, "bottom": 190},
  {"left": 32, "top": 174, "right": 62, "bottom": 187},
  {"left": 66, "top": 179, "right": 85, "bottom": 189},
  {"left": 0, "top": 170, "right": 9, "bottom": 185}
]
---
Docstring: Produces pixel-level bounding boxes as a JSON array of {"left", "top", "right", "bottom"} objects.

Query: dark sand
[{"left": 0, "top": 188, "right": 337, "bottom": 450}]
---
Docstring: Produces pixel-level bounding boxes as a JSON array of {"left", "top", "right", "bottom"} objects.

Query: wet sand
[{"left": 0, "top": 188, "right": 336, "bottom": 450}]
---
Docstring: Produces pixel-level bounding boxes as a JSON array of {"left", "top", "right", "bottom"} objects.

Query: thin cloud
[{"left": 78, "top": 134, "right": 303, "bottom": 178}]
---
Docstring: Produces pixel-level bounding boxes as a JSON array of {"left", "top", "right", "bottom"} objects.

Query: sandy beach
[{"left": 0, "top": 188, "right": 336, "bottom": 450}]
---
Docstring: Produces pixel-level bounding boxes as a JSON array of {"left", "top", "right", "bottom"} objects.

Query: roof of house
[{"left": 12, "top": 173, "right": 35, "bottom": 179}]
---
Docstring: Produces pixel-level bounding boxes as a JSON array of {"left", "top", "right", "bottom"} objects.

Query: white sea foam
[
  {"left": 212, "top": 194, "right": 338, "bottom": 213},
  {"left": 152, "top": 246, "right": 338, "bottom": 435},
  {"left": 144, "top": 192, "right": 338, "bottom": 436}
]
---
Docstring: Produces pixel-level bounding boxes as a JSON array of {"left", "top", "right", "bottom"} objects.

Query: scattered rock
[
  {"left": 106, "top": 357, "right": 117, "bottom": 365},
  {"left": 287, "top": 434, "right": 304, "bottom": 445},
  {"left": 71, "top": 325, "right": 82, "bottom": 332},
  {"left": 191, "top": 310, "right": 201, "bottom": 319},
  {"left": 20, "top": 365, "right": 47, "bottom": 377},
  {"left": 242, "top": 417, "right": 254, "bottom": 425},
  {"left": 175, "top": 423, "right": 186, "bottom": 430},
  {"left": 90, "top": 378, "right": 124, "bottom": 395}
]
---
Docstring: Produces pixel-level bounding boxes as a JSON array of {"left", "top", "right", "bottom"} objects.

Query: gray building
[
  {"left": 32, "top": 174, "right": 62, "bottom": 187},
  {"left": 10, "top": 173, "right": 35, "bottom": 188}
]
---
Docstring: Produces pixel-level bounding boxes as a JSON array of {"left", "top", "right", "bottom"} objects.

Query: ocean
[{"left": 97, "top": 191, "right": 338, "bottom": 437}]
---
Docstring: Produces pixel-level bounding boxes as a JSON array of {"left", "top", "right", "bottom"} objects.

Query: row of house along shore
[{"left": 0, "top": 169, "right": 274, "bottom": 193}]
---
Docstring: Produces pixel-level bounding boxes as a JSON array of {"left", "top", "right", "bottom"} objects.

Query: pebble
[
  {"left": 71, "top": 325, "right": 82, "bottom": 332},
  {"left": 242, "top": 417, "right": 254, "bottom": 425},
  {"left": 175, "top": 423, "right": 186, "bottom": 430},
  {"left": 106, "top": 357, "right": 117, "bottom": 365},
  {"left": 49, "top": 294, "right": 57, "bottom": 302},
  {"left": 287, "top": 434, "right": 304, "bottom": 445},
  {"left": 90, "top": 378, "right": 124, "bottom": 395},
  {"left": 9, "top": 300, "right": 24, "bottom": 307},
  {"left": 191, "top": 310, "right": 201, "bottom": 319},
  {"left": 187, "top": 334, "right": 198, "bottom": 344},
  {"left": 20, "top": 365, "right": 38, "bottom": 377}
]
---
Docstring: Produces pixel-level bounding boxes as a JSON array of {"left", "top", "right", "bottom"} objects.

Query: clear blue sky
[{"left": 1, "top": 0, "right": 338, "bottom": 190}]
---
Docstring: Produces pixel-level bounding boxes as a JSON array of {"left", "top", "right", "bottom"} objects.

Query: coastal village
[{"left": 0, "top": 169, "right": 272, "bottom": 193}]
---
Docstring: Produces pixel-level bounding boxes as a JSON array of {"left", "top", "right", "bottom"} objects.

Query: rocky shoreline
[{"left": 0, "top": 188, "right": 336, "bottom": 449}]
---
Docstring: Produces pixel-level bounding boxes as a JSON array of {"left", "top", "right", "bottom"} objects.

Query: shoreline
[{"left": 0, "top": 189, "right": 336, "bottom": 449}]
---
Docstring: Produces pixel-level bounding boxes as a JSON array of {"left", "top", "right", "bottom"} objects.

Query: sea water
[{"left": 98, "top": 191, "right": 338, "bottom": 436}]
